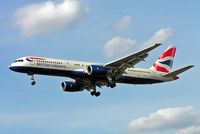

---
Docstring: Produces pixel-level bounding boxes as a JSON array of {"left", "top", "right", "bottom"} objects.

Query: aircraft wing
[{"left": 104, "top": 43, "right": 161, "bottom": 78}]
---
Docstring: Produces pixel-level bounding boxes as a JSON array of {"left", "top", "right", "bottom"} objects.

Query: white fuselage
[{"left": 9, "top": 56, "right": 175, "bottom": 85}]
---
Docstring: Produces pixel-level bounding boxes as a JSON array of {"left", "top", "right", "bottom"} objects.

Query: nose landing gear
[
  {"left": 31, "top": 80, "right": 36, "bottom": 85},
  {"left": 29, "top": 74, "right": 36, "bottom": 85}
]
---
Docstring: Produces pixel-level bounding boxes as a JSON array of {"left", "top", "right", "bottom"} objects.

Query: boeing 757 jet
[{"left": 9, "top": 44, "right": 193, "bottom": 97}]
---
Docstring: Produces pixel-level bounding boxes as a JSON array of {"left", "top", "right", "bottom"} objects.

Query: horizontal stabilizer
[{"left": 163, "top": 65, "right": 194, "bottom": 77}]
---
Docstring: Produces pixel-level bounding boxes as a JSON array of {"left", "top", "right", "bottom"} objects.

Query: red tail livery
[{"left": 151, "top": 46, "right": 176, "bottom": 73}]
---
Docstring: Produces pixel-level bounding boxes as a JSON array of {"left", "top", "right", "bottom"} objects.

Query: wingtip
[
  {"left": 155, "top": 43, "right": 162, "bottom": 46},
  {"left": 184, "top": 65, "right": 194, "bottom": 71},
  {"left": 153, "top": 43, "right": 162, "bottom": 48},
  {"left": 189, "top": 65, "right": 194, "bottom": 68}
]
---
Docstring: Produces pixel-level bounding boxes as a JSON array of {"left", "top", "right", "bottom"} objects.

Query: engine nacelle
[
  {"left": 86, "top": 65, "right": 110, "bottom": 76},
  {"left": 60, "top": 81, "right": 84, "bottom": 92}
]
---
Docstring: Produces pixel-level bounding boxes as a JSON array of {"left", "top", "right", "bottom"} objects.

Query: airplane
[{"left": 9, "top": 44, "right": 193, "bottom": 97}]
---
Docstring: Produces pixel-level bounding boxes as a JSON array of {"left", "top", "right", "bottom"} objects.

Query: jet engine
[
  {"left": 61, "top": 81, "right": 83, "bottom": 92},
  {"left": 86, "top": 65, "right": 110, "bottom": 76}
]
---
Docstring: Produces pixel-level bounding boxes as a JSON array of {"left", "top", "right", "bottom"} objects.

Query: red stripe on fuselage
[
  {"left": 28, "top": 57, "right": 46, "bottom": 60},
  {"left": 153, "top": 63, "right": 169, "bottom": 73},
  {"left": 159, "top": 48, "right": 176, "bottom": 59}
]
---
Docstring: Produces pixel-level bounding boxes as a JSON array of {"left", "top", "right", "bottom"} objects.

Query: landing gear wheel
[
  {"left": 28, "top": 74, "right": 36, "bottom": 86},
  {"left": 95, "top": 92, "right": 101, "bottom": 97},
  {"left": 110, "top": 83, "right": 116, "bottom": 88},
  {"left": 91, "top": 91, "right": 96, "bottom": 96},
  {"left": 31, "top": 81, "right": 36, "bottom": 85},
  {"left": 90, "top": 91, "right": 101, "bottom": 97},
  {"left": 90, "top": 82, "right": 101, "bottom": 97}
]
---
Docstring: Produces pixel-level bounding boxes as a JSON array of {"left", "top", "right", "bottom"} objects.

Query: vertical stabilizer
[{"left": 150, "top": 46, "right": 176, "bottom": 73}]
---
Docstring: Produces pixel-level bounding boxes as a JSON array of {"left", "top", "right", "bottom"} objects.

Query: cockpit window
[{"left": 14, "top": 59, "right": 24, "bottom": 62}]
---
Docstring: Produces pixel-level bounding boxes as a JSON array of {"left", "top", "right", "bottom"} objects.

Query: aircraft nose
[
  {"left": 9, "top": 64, "right": 14, "bottom": 71},
  {"left": 9, "top": 64, "right": 12, "bottom": 70}
]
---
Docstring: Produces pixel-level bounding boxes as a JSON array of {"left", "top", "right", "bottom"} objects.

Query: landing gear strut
[
  {"left": 90, "top": 83, "right": 101, "bottom": 97},
  {"left": 29, "top": 74, "right": 36, "bottom": 85}
]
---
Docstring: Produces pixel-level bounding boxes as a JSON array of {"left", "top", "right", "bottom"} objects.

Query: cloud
[
  {"left": 176, "top": 126, "right": 200, "bottom": 134},
  {"left": 144, "top": 28, "right": 173, "bottom": 46},
  {"left": 128, "top": 106, "right": 200, "bottom": 132},
  {"left": 113, "top": 16, "right": 132, "bottom": 31},
  {"left": 103, "top": 36, "right": 136, "bottom": 58},
  {"left": 102, "top": 28, "right": 173, "bottom": 58},
  {"left": 14, "top": 0, "right": 88, "bottom": 36}
]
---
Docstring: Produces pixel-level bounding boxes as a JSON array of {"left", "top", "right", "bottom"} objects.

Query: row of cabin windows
[
  {"left": 74, "top": 63, "right": 85, "bottom": 67},
  {"left": 128, "top": 69, "right": 150, "bottom": 74},
  {"left": 35, "top": 60, "right": 86, "bottom": 66},
  {"left": 74, "top": 64, "right": 81, "bottom": 66},
  {"left": 36, "top": 60, "right": 62, "bottom": 64}
]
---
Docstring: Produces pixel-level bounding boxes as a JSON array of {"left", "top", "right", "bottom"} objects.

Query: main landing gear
[
  {"left": 29, "top": 74, "right": 36, "bottom": 85},
  {"left": 90, "top": 91, "right": 101, "bottom": 97},
  {"left": 89, "top": 83, "right": 101, "bottom": 97},
  {"left": 106, "top": 83, "right": 116, "bottom": 88},
  {"left": 89, "top": 82, "right": 116, "bottom": 97},
  {"left": 110, "top": 83, "right": 116, "bottom": 88}
]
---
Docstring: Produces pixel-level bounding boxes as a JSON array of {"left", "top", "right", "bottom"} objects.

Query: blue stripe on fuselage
[
  {"left": 9, "top": 66, "right": 163, "bottom": 84},
  {"left": 9, "top": 66, "right": 87, "bottom": 77},
  {"left": 116, "top": 76, "right": 163, "bottom": 84}
]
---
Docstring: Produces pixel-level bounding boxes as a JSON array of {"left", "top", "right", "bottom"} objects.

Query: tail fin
[{"left": 150, "top": 45, "right": 176, "bottom": 73}]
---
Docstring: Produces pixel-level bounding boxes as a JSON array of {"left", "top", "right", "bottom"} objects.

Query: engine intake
[
  {"left": 61, "top": 81, "right": 83, "bottom": 92},
  {"left": 86, "top": 65, "right": 110, "bottom": 76}
]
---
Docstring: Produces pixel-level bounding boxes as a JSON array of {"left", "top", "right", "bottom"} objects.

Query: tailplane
[
  {"left": 163, "top": 65, "right": 194, "bottom": 78},
  {"left": 150, "top": 45, "right": 176, "bottom": 73}
]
